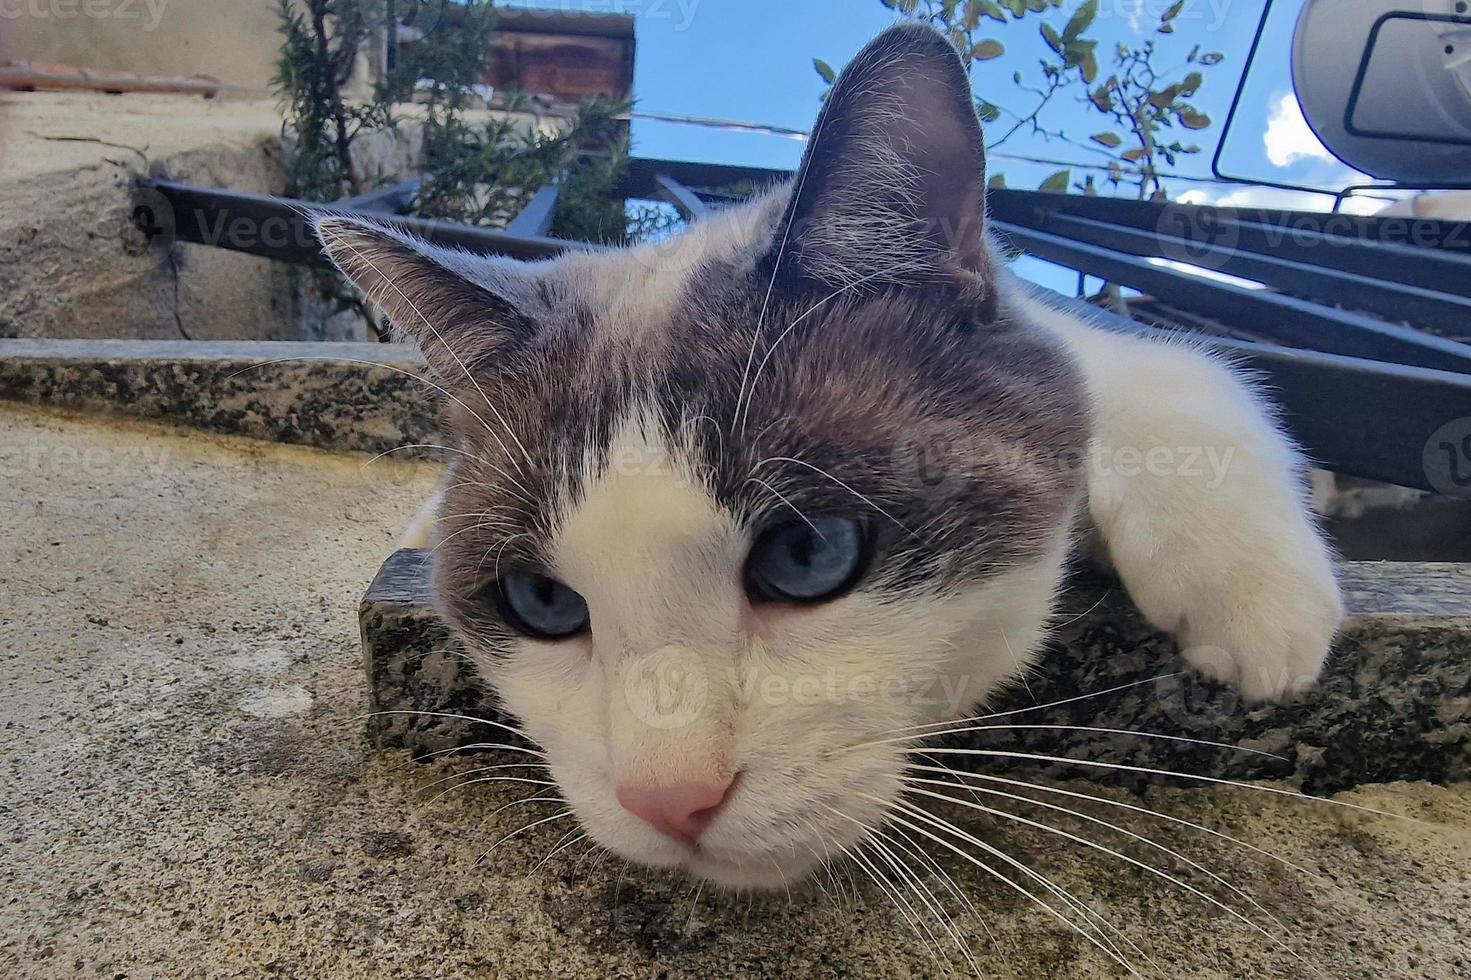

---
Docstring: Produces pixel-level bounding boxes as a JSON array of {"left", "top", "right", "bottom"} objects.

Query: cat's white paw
[
  {"left": 1029, "top": 301, "right": 1347, "bottom": 704},
  {"left": 1171, "top": 562, "right": 1343, "bottom": 702}
]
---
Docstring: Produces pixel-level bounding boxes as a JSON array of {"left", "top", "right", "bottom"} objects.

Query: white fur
[
  {"left": 1005, "top": 276, "right": 1343, "bottom": 701},
  {"left": 475, "top": 409, "right": 1074, "bottom": 889}
]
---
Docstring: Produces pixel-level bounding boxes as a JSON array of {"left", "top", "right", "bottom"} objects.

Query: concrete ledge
[
  {"left": 361, "top": 551, "right": 1469, "bottom": 793},
  {"left": 0, "top": 338, "right": 436, "bottom": 454}
]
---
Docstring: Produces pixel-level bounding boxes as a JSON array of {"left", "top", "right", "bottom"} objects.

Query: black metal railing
[{"left": 132, "top": 159, "right": 1471, "bottom": 496}]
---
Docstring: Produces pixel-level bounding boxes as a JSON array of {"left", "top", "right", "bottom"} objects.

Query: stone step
[
  {"left": 0, "top": 338, "right": 434, "bottom": 455},
  {"left": 360, "top": 550, "right": 1470, "bottom": 793}
]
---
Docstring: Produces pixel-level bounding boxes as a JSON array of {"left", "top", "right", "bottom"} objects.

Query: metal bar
[
  {"left": 335, "top": 178, "right": 421, "bottom": 214},
  {"left": 1040, "top": 211, "right": 1471, "bottom": 343},
  {"left": 994, "top": 220, "right": 1471, "bottom": 374},
  {"left": 504, "top": 182, "right": 561, "bottom": 237},
  {"left": 989, "top": 190, "right": 1471, "bottom": 295},
  {"left": 613, "top": 157, "right": 792, "bottom": 200},
  {"left": 1035, "top": 287, "right": 1471, "bottom": 493},
  {"left": 653, "top": 174, "right": 709, "bottom": 221},
  {"left": 990, "top": 186, "right": 1471, "bottom": 252},
  {"left": 137, "top": 180, "right": 598, "bottom": 266}
]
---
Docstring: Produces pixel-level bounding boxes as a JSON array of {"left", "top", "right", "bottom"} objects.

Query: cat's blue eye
[
  {"left": 746, "top": 517, "right": 870, "bottom": 604},
  {"left": 496, "top": 572, "right": 590, "bottom": 639}
]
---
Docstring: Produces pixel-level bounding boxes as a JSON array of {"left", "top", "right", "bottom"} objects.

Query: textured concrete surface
[
  {"left": 0, "top": 339, "right": 436, "bottom": 456},
  {"left": 2, "top": 401, "right": 1470, "bottom": 979},
  {"left": 0, "top": 91, "right": 423, "bottom": 344}
]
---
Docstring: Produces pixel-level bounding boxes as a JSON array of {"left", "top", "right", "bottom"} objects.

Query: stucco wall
[{"left": 2, "top": 0, "right": 379, "bottom": 94}]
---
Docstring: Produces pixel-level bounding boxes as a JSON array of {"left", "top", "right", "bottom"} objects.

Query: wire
[{"left": 629, "top": 108, "right": 1379, "bottom": 196}]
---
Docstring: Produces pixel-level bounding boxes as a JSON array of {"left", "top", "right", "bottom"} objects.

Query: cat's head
[{"left": 318, "top": 23, "right": 1087, "bottom": 890}]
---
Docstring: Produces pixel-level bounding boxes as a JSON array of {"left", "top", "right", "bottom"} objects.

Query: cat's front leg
[{"left": 1020, "top": 291, "right": 1344, "bottom": 702}]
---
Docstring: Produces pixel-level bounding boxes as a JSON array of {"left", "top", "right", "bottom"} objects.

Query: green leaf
[
  {"left": 1148, "top": 85, "right": 1179, "bottom": 109},
  {"left": 1040, "top": 22, "right": 1063, "bottom": 54},
  {"left": 1121, "top": 147, "right": 1147, "bottom": 162},
  {"left": 988, "top": 173, "right": 1007, "bottom": 189},
  {"left": 972, "top": 39, "right": 1005, "bottom": 60},
  {"left": 1157, "top": 21, "right": 1174, "bottom": 33},
  {"left": 1180, "top": 71, "right": 1203, "bottom": 95},
  {"left": 1178, "top": 109, "right": 1211, "bottom": 130},
  {"left": 1200, "top": 51, "right": 1225, "bottom": 66},
  {"left": 813, "top": 58, "right": 836, "bottom": 84},
  {"left": 1038, "top": 169, "right": 1070, "bottom": 193},
  {"left": 977, "top": 99, "right": 1002, "bottom": 122},
  {"left": 1090, "top": 131, "right": 1122, "bottom": 148},
  {"left": 1062, "top": 0, "right": 1096, "bottom": 42},
  {"left": 1161, "top": 0, "right": 1184, "bottom": 20},
  {"left": 1080, "top": 47, "right": 1098, "bottom": 83},
  {"left": 979, "top": 0, "right": 1007, "bottom": 22}
]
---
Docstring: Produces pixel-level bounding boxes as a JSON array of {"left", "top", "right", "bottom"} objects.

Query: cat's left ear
[
  {"left": 771, "top": 23, "right": 992, "bottom": 299},
  {"left": 313, "top": 215, "right": 535, "bottom": 384}
]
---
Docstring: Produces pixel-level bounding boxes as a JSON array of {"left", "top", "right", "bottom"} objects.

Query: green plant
[
  {"left": 816, "top": 0, "right": 1223, "bottom": 200},
  {"left": 273, "top": 0, "right": 392, "bottom": 202},
  {"left": 273, "top": 0, "right": 638, "bottom": 240}
]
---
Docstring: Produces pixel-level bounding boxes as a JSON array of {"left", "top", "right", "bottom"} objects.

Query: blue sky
[{"left": 515, "top": 0, "right": 1370, "bottom": 211}]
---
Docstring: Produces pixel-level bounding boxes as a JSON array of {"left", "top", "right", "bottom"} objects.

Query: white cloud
[
  {"left": 1176, "top": 184, "right": 1389, "bottom": 215},
  {"left": 1263, "top": 91, "right": 1336, "bottom": 168}
]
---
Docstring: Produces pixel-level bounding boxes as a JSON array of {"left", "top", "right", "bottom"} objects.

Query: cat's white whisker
[
  {"left": 753, "top": 455, "right": 917, "bottom": 537},
  {"left": 425, "top": 519, "right": 524, "bottom": 559},
  {"left": 998, "top": 627, "right": 1036, "bottom": 701},
  {"left": 730, "top": 101, "right": 832, "bottom": 439},
  {"left": 682, "top": 877, "right": 707, "bottom": 935},
  {"left": 866, "top": 829, "right": 983, "bottom": 977},
  {"left": 478, "top": 531, "right": 533, "bottom": 580},
  {"left": 400, "top": 741, "right": 548, "bottom": 769},
  {"left": 360, "top": 443, "right": 466, "bottom": 467},
  {"left": 415, "top": 760, "right": 550, "bottom": 793},
  {"left": 856, "top": 723, "right": 1285, "bottom": 760},
  {"left": 526, "top": 829, "right": 589, "bottom": 879},
  {"left": 862, "top": 797, "right": 1144, "bottom": 978},
  {"left": 906, "top": 768, "right": 1293, "bottom": 935},
  {"left": 885, "top": 825, "right": 1008, "bottom": 968},
  {"left": 915, "top": 747, "right": 1423, "bottom": 823},
  {"left": 907, "top": 757, "right": 1329, "bottom": 883},
  {"left": 736, "top": 270, "right": 894, "bottom": 434},
  {"left": 337, "top": 238, "right": 537, "bottom": 474},
  {"left": 846, "top": 834, "right": 950, "bottom": 971},
  {"left": 872, "top": 673, "right": 1188, "bottom": 737},
  {"left": 474, "top": 809, "right": 575, "bottom": 867},
  {"left": 743, "top": 476, "right": 822, "bottom": 535},
  {"left": 901, "top": 781, "right": 1311, "bottom": 968},
  {"left": 425, "top": 774, "right": 560, "bottom": 807},
  {"left": 884, "top": 794, "right": 1154, "bottom": 974},
  {"left": 363, "top": 710, "right": 540, "bottom": 746}
]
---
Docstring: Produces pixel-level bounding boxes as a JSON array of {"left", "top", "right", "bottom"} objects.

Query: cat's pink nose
[{"left": 616, "top": 776, "right": 736, "bottom": 845}]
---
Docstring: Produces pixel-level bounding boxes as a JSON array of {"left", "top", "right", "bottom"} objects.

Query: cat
[{"left": 314, "top": 23, "right": 1343, "bottom": 891}]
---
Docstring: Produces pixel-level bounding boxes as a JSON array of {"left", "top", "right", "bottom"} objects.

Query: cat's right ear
[{"left": 313, "top": 215, "right": 534, "bottom": 384}]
